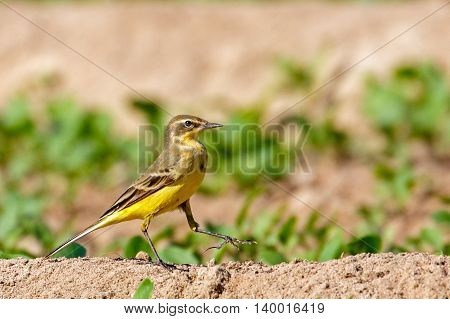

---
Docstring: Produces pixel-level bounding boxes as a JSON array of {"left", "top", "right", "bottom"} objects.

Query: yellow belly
[{"left": 101, "top": 170, "right": 205, "bottom": 226}]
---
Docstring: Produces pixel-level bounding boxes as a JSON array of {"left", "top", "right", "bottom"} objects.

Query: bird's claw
[
  {"left": 204, "top": 236, "right": 256, "bottom": 253},
  {"left": 156, "top": 260, "right": 177, "bottom": 271}
]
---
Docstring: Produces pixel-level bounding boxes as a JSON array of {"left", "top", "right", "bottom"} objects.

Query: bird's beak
[{"left": 203, "top": 122, "right": 223, "bottom": 129}]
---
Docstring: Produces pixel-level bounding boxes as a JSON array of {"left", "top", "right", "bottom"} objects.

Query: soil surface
[{"left": 1, "top": 253, "right": 448, "bottom": 298}]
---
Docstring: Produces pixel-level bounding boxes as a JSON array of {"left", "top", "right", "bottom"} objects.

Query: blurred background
[{"left": 0, "top": 0, "right": 449, "bottom": 264}]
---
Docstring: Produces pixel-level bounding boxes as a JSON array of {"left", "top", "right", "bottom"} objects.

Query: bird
[{"left": 45, "top": 115, "right": 255, "bottom": 268}]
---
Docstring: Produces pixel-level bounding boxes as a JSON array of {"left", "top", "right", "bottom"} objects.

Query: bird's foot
[
  {"left": 156, "top": 259, "right": 177, "bottom": 271},
  {"left": 205, "top": 236, "right": 256, "bottom": 252}
]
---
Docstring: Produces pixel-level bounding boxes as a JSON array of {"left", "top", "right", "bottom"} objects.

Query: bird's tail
[{"left": 45, "top": 219, "right": 108, "bottom": 258}]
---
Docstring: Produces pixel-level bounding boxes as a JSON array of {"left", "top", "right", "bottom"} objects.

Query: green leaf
[
  {"left": 131, "top": 99, "right": 166, "bottom": 131},
  {"left": 198, "top": 173, "right": 230, "bottom": 195},
  {"left": 431, "top": 210, "right": 450, "bottom": 225},
  {"left": 347, "top": 235, "right": 382, "bottom": 254},
  {"left": 303, "top": 211, "right": 320, "bottom": 234},
  {"left": 1, "top": 96, "right": 33, "bottom": 134},
  {"left": 133, "top": 278, "right": 154, "bottom": 299},
  {"left": 53, "top": 243, "right": 86, "bottom": 258},
  {"left": 124, "top": 236, "right": 151, "bottom": 259},
  {"left": 235, "top": 187, "right": 262, "bottom": 229},
  {"left": 420, "top": 228, "right": 444, "bottom": 251},
  {"left": 259, "top": 246, "right": 286, "bottom": 265},
  {"left": 0, "top": 251, "right": 30, "bottom": 259},
  {"left": 153, "top": 226, "right": 175, "bottom": 243},
  {"left": 278, "top": 216, "right": 297, "bottom": 244},
  {"left": 252, "top": 210, "right": 282, "bottom": 241},
  {"left": 443, "top": 244, "right": 450, "bottom": 256},
  {"left": 318, "top": 234, "right": 343, "bottom": 262},
  {"left": 159, "top": 245, "right": 199, "bottom": 264},
  {"left": 213, "top": 245, "right": 228, "bottom": 263},
  {"left": 276, "top": 56, "right": 313, "bottom": 89}
]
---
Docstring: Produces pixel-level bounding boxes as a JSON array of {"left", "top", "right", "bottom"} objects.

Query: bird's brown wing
[{"left": 99, "top": 167, "right": 180, "bottom": 220}]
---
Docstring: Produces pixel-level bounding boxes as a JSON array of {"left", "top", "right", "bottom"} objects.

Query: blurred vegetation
[
  {"left": 0, "top": 97, "right": 137, "bottom": 257},
  {"left": 0, "top": 59, "right": 448, "bottom": 263},
  {"left": 364, "top": 63, "right": 450, "bottom": 157}
]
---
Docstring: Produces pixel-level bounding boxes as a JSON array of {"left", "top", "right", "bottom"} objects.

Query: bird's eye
[{"left": 184, "top": 120, "right": 193, "bottom": 128}]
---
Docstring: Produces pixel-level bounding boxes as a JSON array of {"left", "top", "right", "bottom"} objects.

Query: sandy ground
[{"left": 0, "top": 253, "right": 448, "bottom": 298}]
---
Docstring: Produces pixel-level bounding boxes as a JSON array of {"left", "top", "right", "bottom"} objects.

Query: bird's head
[{"left": 166, "top": 115, "right": 223, "bottom": 143}]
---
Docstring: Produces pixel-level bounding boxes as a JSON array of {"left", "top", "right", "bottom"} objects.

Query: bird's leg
[
  {"left": 180, "top": 200, "right": 256, "bottom": 252},
  {"left": 140, "top": 218, "right": 176, "bottom": 270}
]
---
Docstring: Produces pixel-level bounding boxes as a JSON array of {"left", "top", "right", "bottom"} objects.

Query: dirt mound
[{"left": 0, "top": 253, "right": 448, "bottom": 298}]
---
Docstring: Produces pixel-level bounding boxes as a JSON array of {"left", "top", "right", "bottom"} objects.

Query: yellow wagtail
[{"left": 46, "top": 115, "right": 254, "bottom": 268}]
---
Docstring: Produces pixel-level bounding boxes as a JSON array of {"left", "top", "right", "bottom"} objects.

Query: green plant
[
  {"left": 275, "top": 56, "right": 315, "bottom": 91},
  {"left": 409, "top": 210, "right": 449, "bottom": 254},
  {"left": 52, "top": 243, "right": 86, "bottom": 259},
  {"left": 373, "top": 159, "right": 415, "bottom": 210},
  {"left": 282, "top": 114, "right": 351, "bottom": 156},
  {"left": 364, "top": 63, "right": 450, "bottom": 156},
  {"left": 0, "top": 95, "right": 137, "bottom": 257},
  {"left": 133, "top": 278, "right": 154, "bottom": 299},
  {"left": 0, "top": 251, "right": 31, "bottom": 259}
]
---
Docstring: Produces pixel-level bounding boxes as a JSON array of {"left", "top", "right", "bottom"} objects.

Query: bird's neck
[{"left": 172, "top": 136, "right": 205, "bottom": 152}]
